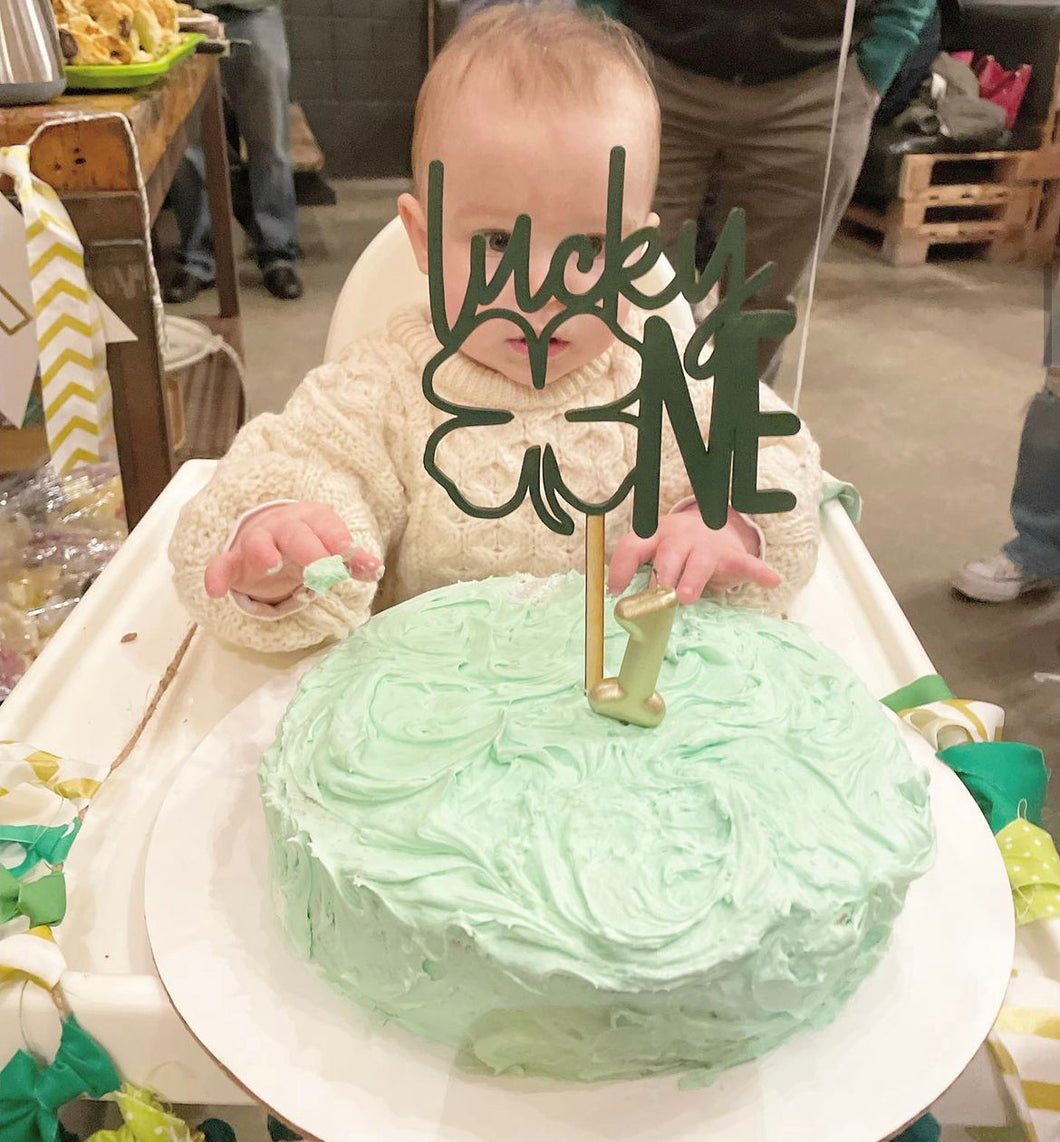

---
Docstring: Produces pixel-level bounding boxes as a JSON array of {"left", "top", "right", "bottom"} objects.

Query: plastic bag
[{"left": 0, "top": 463, "right": 126, "bottom": 704}]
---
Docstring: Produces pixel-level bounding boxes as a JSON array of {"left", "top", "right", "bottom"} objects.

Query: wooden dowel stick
[{"left": 585, "top": 513, "right": 606, "bottom": 690}]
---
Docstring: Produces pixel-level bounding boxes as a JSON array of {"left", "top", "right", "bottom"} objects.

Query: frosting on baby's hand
[{"left": 303, "top": 555, "right": 352, "bottom": 595}]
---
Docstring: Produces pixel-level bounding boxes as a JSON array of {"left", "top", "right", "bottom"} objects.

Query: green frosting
[
  {"left": 260, "top": 573, "right": 935, "bottom": 1084},
  {"left": 302, "top": 555, "right": 351, "bottom": 595}
]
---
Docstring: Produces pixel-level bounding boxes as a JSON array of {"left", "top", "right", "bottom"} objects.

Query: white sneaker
[{"left": 953, "top": 552, "right": 1055, "bottom": 603}]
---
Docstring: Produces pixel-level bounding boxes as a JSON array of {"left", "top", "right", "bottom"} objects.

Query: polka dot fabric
[{"left": 996, "top": 819, "right": 1060, "bottom": 925}]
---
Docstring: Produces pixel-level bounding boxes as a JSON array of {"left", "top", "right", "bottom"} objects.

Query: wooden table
[{"left": 0, "top": 53, "right": 242, "bottom": 526}]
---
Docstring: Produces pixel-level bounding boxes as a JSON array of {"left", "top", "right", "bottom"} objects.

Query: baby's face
[{"left": 401, "top": 80, "right": 658, "bottom": 386}]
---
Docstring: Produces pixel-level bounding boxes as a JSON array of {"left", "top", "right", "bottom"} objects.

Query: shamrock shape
[
  {"left": 424, "top": 312, "right": 637, "bottom": 536},
  {"left": 420, "top": 148, "right": 801, "bottom": 539}
]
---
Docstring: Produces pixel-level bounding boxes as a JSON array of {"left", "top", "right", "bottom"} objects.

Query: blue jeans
[
  {"left": 170, "top": 5, "right": 298, "bottom": 280},
  {"left": 1003, "top": 378, "right": 1060, "bottom": 579}
]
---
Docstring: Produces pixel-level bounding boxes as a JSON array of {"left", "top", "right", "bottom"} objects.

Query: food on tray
[
  {"left": 52, "top": 0, "right": 182, "bottom": 66},
  {"left": 0, "top": 463, "right": 125, "bottom": 706}
]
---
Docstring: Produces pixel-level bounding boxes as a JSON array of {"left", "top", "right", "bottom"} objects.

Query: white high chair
[
  {"left": 0, "top": 214, "right": 1010, "bottom": 1142},
  {"left": 323, "top": 215, "right": 696, "bottom": 363}
]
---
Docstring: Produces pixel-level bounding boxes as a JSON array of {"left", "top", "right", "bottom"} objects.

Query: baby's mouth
[{"left": 507, "top": 336, "right": 570, "bottom": 358}]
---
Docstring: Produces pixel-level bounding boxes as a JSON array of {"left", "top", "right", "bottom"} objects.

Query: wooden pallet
[
  {"left": 844, "top": 149, "right": 1039, "bottom": 265},
  {"left": 1018, "top": 58, "right": 1060, "bottom": 182}
]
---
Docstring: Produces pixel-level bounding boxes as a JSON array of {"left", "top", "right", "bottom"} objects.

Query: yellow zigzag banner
[{"left": 0, "top": 144, "right": 114, "bottom": 473}]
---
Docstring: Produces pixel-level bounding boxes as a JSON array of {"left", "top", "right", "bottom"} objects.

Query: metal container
[{"left": 0, "top": 0, "right": 68, "bottom": 106}]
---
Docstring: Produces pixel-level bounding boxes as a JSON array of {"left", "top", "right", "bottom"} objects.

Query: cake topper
[{"left": 421, "top": 147, "right": 800, "bottom": 722}]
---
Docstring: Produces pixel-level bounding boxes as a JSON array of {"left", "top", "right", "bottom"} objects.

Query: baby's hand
[
  {"left": 204, "top": 502, "right": 382, "bottom": 603},
  {"left": 608, "top": 508, "right": 781, "bottom": 605}
]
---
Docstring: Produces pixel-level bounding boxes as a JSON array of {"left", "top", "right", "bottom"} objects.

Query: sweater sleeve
[
  {"left": 168, "top": 344, "right": 410, "bottom": 653},
  {"left": 857, "top": 0, "right": 935, "bottom": 95}
]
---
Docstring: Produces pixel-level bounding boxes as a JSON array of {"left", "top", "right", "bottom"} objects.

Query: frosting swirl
[{"left": 261, "top": 573, "right": 934, "bottom": 1082}]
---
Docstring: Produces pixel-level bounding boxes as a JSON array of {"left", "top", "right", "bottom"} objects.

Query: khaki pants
[{"left": 652, "top": 55, "right": 879, "bottom": 380}]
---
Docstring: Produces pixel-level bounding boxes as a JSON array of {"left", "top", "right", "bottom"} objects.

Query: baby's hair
[{"left": 411, "top": 2, "right": 660, "bottom": 194}]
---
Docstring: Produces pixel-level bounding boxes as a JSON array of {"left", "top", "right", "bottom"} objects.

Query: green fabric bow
[
  {"left": 0, "top": 1016, "right": 120, "bottom": 1142},
  {"left": 85, "top": 1084, "right": 206, "bottom": 1142},
  {"left": 938, "top": 741, "right": 1049, "bottom": 834},
  {"left": 882, "top": 676, "right": 1049, "bottom": 834},
  {"left": 0, "top": 868, "right": 66, "bottom": 927},
  {"left": 0, "top": 822, "right": 81, "bottom": 879}
]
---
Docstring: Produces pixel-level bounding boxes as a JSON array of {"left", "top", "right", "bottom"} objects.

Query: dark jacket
[{"left": 622, "top": 0, "right": 911, "bottom": 88}]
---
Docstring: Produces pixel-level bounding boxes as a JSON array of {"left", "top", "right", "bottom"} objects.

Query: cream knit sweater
[{"left": 170, "top": 306, "right": 821, "bottom": 653}]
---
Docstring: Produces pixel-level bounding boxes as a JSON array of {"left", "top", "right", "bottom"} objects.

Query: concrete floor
[{"left": 168, "top": 178, "right": 1058, "bottom": 831}]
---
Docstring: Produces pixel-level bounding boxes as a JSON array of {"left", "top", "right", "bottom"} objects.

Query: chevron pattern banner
[{"left": 0, "top": 144, "right": 114, "bottom": 473}]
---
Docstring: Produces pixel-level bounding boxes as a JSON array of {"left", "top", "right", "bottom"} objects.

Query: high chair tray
[{"left": 0, "top": 460, "right": 1014, "bottom": 1132}]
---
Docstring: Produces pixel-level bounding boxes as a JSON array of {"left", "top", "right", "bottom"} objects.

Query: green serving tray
[{"left": 64, "top": 32, "right": 204, "bottom": 91}]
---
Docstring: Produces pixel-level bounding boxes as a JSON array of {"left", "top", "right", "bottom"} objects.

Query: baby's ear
[{"left": 398, "top": 193, "right": 429, "bottom": 275}]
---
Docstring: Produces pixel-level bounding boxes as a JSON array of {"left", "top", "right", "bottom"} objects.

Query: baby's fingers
[
  {"left": 347, "top": 547, "right": 384, "bottom": 582},
  {"left": 714, "top": 551, "right": 781, "bottom": 591},
  {"left": 675, "top": 547, "right": 719, "bottom": 604},
  {"left": 205, "top": 550, "right": 241, "bottom": 598},
  {"left": 301, "top": 506, "right": 352, "bottom": 557},
  {"left": 608, "top": 533, "right": 656, "bottom": 595},
  {"left": 273, "top": 520, "right": 331, "bottom": 570},
  {"left": 240, "top": 527, "right": 285, "bottom": 582},
  {"left": 650, "top": 536, "right": 691, "bottom": 593}
]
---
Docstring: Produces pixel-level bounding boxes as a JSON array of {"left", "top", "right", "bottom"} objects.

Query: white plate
[{"left": 146, "top": 674, "right": 1013, "bottom": 1142}]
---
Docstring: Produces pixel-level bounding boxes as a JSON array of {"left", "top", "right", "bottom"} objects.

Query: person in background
[
  {"left": 165, "top": 0, "right": 303, "bottom": 303},
  {"left": 622, "top": 0, "right": 934, "bottom": 381},
  {"left": 954, "top": 373, "right": 1060, "bottom": 602}
]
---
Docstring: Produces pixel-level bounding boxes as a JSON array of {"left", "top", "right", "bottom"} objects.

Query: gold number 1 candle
[{"left": 589, "top": 585, "right": 679, "bottom": 728}]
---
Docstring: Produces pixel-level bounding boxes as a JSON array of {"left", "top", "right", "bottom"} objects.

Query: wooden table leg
[
  {"left": 199, "top": 62, "right": 245, "bottom": 427},
  {"left": 83, "top": 236, "right": 172, "bottom": 528},
  {"left": 200, "top": 65, "right": 241, "bottom": 340}
]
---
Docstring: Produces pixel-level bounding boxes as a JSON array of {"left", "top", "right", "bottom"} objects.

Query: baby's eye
[
  {"left": 584, "top": 235, "right": 605, "bottom": 259},
  {"left": 478, "top": 230, "right": 511, "bottom": 254}
]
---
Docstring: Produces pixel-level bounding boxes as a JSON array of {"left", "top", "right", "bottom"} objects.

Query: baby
[{"left": 170, "top": 4, "right": 822, "bottom": 653}]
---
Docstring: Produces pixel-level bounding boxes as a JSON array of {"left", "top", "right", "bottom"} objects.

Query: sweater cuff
[
  {"left": 225, "top": 499, "right": 298, "bottom": 548},
  {"left": 230, "top": 587, "right": 313, "bottom": 620},
  {"left": 225, "top": 499, "right": 313, "bottom": 622}
]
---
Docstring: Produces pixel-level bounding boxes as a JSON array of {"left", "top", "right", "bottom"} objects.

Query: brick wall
[{"left": 285, "top": 0, "right": 426, "bottom": 178}]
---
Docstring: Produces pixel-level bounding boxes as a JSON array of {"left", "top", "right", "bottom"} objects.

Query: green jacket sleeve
[
  {"left": 857, "top": 0, "right": 935, "bottom": 95},
  {"left": 577, "top": 0, "right": 622, "bottom": 18}
]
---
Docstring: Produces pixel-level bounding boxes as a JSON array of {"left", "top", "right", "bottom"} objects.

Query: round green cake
[{"left": 260, "top": 572, "right": 935, "bottom": 1084}]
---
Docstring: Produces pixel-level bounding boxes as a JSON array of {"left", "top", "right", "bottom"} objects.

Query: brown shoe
[
  {"left": 163, "top": 268, "right": 214, "bottom": 305},
  {"left": 263, "top": 264, "right": 303, "bottom": 300}
]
